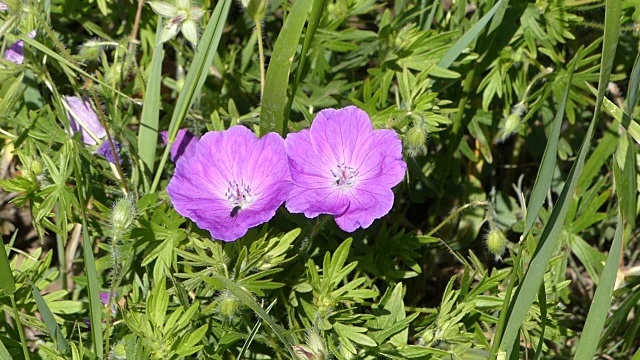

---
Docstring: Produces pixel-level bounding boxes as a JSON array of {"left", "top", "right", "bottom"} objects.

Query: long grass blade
[
  {"left": 436, "top": 0, "right": 504, "bottom": 70},
  {"left": 29, "top": 280, "right": 68, "bottom": 353},
  {"left": 522, "top": 56, "right": 578, "bottom": 239},
  {"left": 498, "top": 0, "right": 622, "bottom": 355},
  {"left": 0, "top": 232, "right": 17, "bottom": 295},
  {"left": 283, "top": 0, "right": 326, "bottom": 124},
  {"left": 237, "top": 300, "right": 276, "bottom": 358},
  {"left": 626, "top": 51, "right": 640, "bottom": 113},
  {"left": 208, "top": 272, "right": 296, "bottom": 358},
  {"left": 138, "top": 19, "right": 164, "bottom": 192},
  {"left": 71, "top": 140, "right": 103, "bottom": 358},
  {"left": 259, "top": 0, "right": 313, "bottom": 136},
  {"left": 0, "top": 338, "right": 11, "bottom": 360},
  {"left": 150, "top": 0, "right": 232, "bottom": 193},
  {"left": 573, "top": 217, "right": 623, "bottom": 359}
]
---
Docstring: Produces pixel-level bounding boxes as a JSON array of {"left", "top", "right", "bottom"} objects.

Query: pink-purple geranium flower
[
  {"left": 285, "top": 106, "right": 406, "bottom": 232},
  {"left": 4, "top": 30, "right": 36, "bottom": 65},
  {"left": 65, "top": 95, "right": 121, "bottom": 164},
  {"left": 161, "top": 128, "right": 199, "bottom": 163},
  {"left": 167, "top": 126, "right": 292, "bottom": 241}
]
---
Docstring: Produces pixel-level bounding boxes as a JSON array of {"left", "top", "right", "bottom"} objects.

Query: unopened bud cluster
[{"left": 111, "top": 196, "right": 136, "bottom": 236}]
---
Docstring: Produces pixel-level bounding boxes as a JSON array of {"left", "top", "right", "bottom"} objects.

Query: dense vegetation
[{"left": 1, "top": 0, "right": 639, "bottom": 358}]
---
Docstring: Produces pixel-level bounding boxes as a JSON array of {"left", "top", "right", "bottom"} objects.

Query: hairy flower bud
[
  {"left": 218, "top": 294, "right": 239, "bottom": 319},
  {"left": 111, "top": 196, "right": 136, "bottom": 235},
  {"left": 486, "top": 227, "right": 508, "bottom": 259},
  {"left": 405, "top": 125, "right": 428, "bottom": 157}
]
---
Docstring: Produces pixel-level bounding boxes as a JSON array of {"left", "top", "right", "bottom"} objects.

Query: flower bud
[
  {"left": 111, "top": 196, "right": 136, "bottom": 235},
  {"left": 218, "top": 295, "right": 239, "bottom": 319},
  {"left": 405, "top": 126, "right": 427, "bottom": 157},
  {"left": 30, "top": 159, "right": 43, "bottom": 177},
  {"left": 293, "top": 329, "right": 327, "bottom": 360},
  {"left": 486, "top": 228, "right": 508, "bottom": 258}
]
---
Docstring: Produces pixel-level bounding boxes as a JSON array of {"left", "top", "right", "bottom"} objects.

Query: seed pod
[{"left": 486, "top": 228, "right": 508, "bottom": 258}]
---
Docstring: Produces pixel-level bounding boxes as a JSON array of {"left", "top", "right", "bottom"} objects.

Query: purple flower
[
  {"left": 167, "top": 126, "right": 292, "bottom": 241},
  {"left": 284, "top": 106, "right": 406, "bottom": 232},
  {"left": 161, "top": 128, "right": 199, "bottom": 163},
  {"left": 94, "top": 140, "right": 122, "bottom": 164},
  {"left": 99, "top": 291, "right": 113, "bottom": 305},
  {"left": 0, "top": 3, "right": 7, "bottom": 11},
  {"left": 65, "top": 96, "right": 106, "bottom": 145},
  {"left": 4, "top": 30, "right": 36, "bottom": 65}
]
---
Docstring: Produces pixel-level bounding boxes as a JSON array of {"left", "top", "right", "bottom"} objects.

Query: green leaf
[
  {"left": 498, "top": 0, "right": 622, "bottom": 355},
  {"left": 437, "top": 0, "right": 505, "bottom": 70},
  {"left": 259, "top": 0, "right": 313, "bottom": 136},
  {"left": 522, "top": 57, "right": 577, "bottom": 238},
  {"left": 148, "top": 277, "right": 168, "bottom": 329},
  {"left": 208, "top": 272, "right": 297, "bottom": 358},
  {"left": 0, "top": 232, "right": 17, "bottom": 295},
  {"left": 333, "top": 323, "right": 377, "bottom": 347},
  {"left": 0, "top": 339, "right": 11, "bottom": 360},
  {"left": 573, "top": 217, "right": 623, "bottom": 359},
  {"left": 176, "top": 324, "right": 208, "bottom": 356},
  {"left": 29, "top": 280, "right": 68, "bottom": 353},
  {"left": 138, "top": 19, "right": 164, "bottom": 192}
]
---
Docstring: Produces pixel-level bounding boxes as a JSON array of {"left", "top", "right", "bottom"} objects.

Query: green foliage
[{"left": 1, "top": 0, "right": 640, "bottom": 358}]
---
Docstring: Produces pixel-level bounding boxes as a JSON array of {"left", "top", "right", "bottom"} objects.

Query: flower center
[
  {"left": 225, "top": 180, "right": 254, "bottom": 216},
  {"left": 331, "top": 163, "right": 358, "bottom": 190}
]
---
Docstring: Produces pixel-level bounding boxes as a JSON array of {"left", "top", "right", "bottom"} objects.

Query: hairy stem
[
  {"left": 104, "top": 233, "right": 120, "bottom": 358},
  {"left": 256, "top": 21, "right": 266, "bottom": 98},
  {"left": 10, "top": 295, "right": 30, "bottom": 360}
]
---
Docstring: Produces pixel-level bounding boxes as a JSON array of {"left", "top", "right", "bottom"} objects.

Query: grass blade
[
  {"left": 150, "top": 0, "right": 232, "bottom": 193},
  {"left": 208, "top": 272, "right": 297, "bottom": 358},
  {"left": 283, "top": 0, "right": 326, "bottom": 124},
  {"left": 498, "top": 0, "right": 622, "bottom": 355},
  {"left": 28, "top": 280, "right": 68, "bottom": 354},
  {"left": 436, "top": 0, "right": 505, "bottom": 70},
  {"left": 259, "top": 0, "right": 313, "bottom": 136},
  {"left": 0, "top": 232, "right": 17, "bottom": 295},
  {"left": 573, "top": 217, "right": 623, "bottom": 359},
  {"left": 626, "top": 51, "right": 640, "bottom": 113},
  {"left": 238, "top": 300, "right": 276, "bottom": 358},
  {"left": 137, "top": 19, "right": 164, "bottom": 192},
  {"left": 0, "top": 338, "right": 11, "bottom": 360},
  {"left": 71, "top": 141, "right": 103, "bottom": 358},
  {"left": 522, "top": 56, "right": 578, "bottom": 239}
]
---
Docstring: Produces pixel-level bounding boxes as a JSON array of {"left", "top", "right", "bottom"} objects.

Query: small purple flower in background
[
  {"left": 100, "top": 291, "right": 117, "bottom": 314},
  {"left": 167, "top": 126, "right": 292, "bottom": 241},
  {"left": 64, "top": 96, "right": 122, "bottom": 164},
  {"left": 4, "top": 30, "right": 36, "bottom": 65},
  {"left": 65, "top": 96, "right": 106, "bottom": 145},
  {"left": 95, "top": 141, "right": 122, "bottom": 164},
  {"left": 161, "top": 128, "right": 199, "bottom": 163},
  {"left": 285, "top": 106, "right": 406, "bottom": 232},
  {"left": 0, "top": 2, "right": 7, "bottom": 11}
]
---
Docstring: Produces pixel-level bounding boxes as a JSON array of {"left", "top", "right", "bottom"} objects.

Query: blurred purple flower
[
  {"left": 167, "top": 126, "right": 292, "bottom": 241},
  {"left": 65, "top": 96, "right": 122, "bottom": 164},
  {"left": 65, "top": 96, "right": 106, "bottom": 145},
  {"left": 0, "top": 3, "right": 7, "bottom": 11},
  {"left": 94, "top": 141, "right": 122, "bottom": 164},
  {"left": 99, "top": 291, "right": 113, "bottom": 305},
  {"left": 285, "top": 106, "right": 406, "bottom": 232},
  {"left": 4, "top": 30, "right": 36, "bottom": 65},
  {"left": 161, "top": 128, "right": 199, "bottom": 163}
]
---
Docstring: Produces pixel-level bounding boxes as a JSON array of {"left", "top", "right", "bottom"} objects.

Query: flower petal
[
  {"left": 334, "top": 185, "right": 395, "bottom": 232},
  {"left": 190, "top": 6, "right": 204, "bottom": 20},
  {"left": 148, "top": 1, "right": 177, "bottom": 17},
  {"left": 352, "top": 129, "right": 406, "bottom": 187},
  {"left": 161, "top": 129, "right": 199, "bottom": 163},
  {"left": 308, "top": 106, "right": 373, "bottom": 167},
  {"left": 94, "top": 140, "right": 122, "bottom": 164},
  {"left": 285, "top": 130, "right": 349, "bottom": 216},
  {"left": 64, "top": 96, "right": 106, "bottom": 145},
  {"left": 160, "top": 22, "right": 181, "bottom": 43},
  {"left": 181, "top": 19, "right": 198, "bottom": 46},
  {"left": 4, "top": 39, "right": 24, "bottom": 64}
]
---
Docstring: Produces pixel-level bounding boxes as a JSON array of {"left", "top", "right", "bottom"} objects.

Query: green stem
[
  {"left": 10, "top": 295, "right": 30, "bottom": 360},
  {"left": 426, "top": 200, "right": 489, "bottom": 237},
  {"left": 55, "top": 202, "right": 67, "bottom": 291},
  {"left": 87, "top": 83, "right": 129, "bottom": 194},
  {"left": 256, "top": 22, "right": 266, "bottom": 98},
  {"left": 104, "top": 234, "right": 120, "bottom": 358},
  {"left": 489, "top": 244, "right": 523, "bottom": 359},
  {"left": 150, "top": 145, "right": 171, "bottom": 194}
]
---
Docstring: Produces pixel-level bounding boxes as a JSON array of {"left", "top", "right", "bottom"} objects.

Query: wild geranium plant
[{"left": 0, "top": 0, "right": 638, "bottom": 359}]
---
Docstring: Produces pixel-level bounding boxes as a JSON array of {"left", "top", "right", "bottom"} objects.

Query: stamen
[
  {"left": 331, "top": 163, "right": 358, "bottom": 189},
  {"left": 225, "top": 180, "right": 254, "bottom": 215}
]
